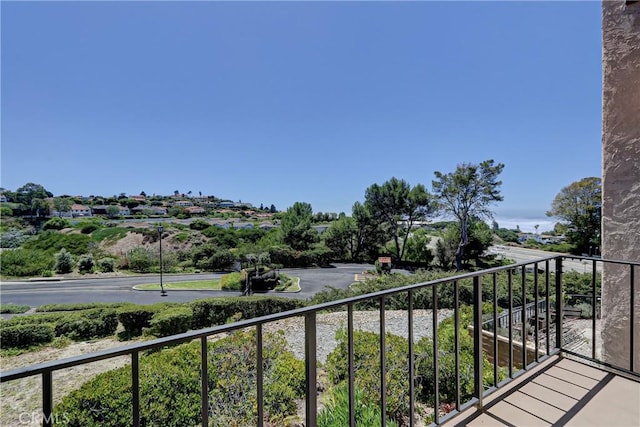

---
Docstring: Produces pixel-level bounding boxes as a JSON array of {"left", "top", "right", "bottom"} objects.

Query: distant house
[
  {"left": 71, "top": 204, "right": 92, "bottom": 217},
  {"left": 233, "top": 222, "right": 254, "bottom": 229},
  {"left": 0, "top": 195, "right": 7, "bottom": 203},
  {"left": 117, "top": 206, "right": 130, "bottom": 216},
  {"left": 258, "top": 222, "right": 276, "bottom": 230},
  {"left": 129, "top": 195, "right": 146, "bottom": 202},
  {"left": 174, "top": 200, "right": 194, "bottom": 207},
  {"left": 91, "top": 205, "right": 108, "bottom": 215},
  {"left": 217, "top": 201, "right": 235, "bottom": 208}
]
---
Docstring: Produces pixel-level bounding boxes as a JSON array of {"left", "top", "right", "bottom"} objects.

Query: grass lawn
[{"left": 134, "top": 280, "right": 221, "bottom": 291}]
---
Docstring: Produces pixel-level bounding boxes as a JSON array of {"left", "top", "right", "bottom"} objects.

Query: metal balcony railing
[{"left": 1, "top": 255, "right": 638, "bottom": 426}]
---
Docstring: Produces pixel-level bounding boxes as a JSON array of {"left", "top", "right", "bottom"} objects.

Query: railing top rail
[{"left": 1, "top": 255, "right": 634, "bottom": 383}]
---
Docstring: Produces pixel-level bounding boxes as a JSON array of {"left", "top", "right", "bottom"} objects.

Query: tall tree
[
  {"left": 546, "top": 177, "right": 601, "bottom": 255},
  {"left": 279, "top": 202, "right": 318, "bottom": 251},
  {"left": 365, "top": 177, "right": 437, "bottom": 262},
  {"left": 53, "top": 198, "right": 72, "bottom": 216},
  {"left": 432, "top": 159, "right": 504, "bottom": 270},
  {"left": 323, "top": 202, "right": 385, "bottom": 262},
  {"left": 15, "top": 183, "right": 52, "bottom": 216}
]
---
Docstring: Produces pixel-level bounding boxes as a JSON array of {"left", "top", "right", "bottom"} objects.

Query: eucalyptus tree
[
  {"left": 364, "top": 177, "right": 437, "bottom": 262},
  {"left": 432, "top": 159, "right": 504, "bottom": 270}
]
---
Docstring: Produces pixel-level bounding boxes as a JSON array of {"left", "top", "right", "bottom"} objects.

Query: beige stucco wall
[{"left": 601, "top": 0, "right": 640, "bottom": 371}]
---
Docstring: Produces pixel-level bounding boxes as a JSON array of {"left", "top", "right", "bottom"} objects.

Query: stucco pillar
[{"left": 601, "top": 0, "right": 640, "bottom": 371}]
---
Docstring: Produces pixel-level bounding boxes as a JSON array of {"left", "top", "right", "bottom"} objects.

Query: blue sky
[{"left": 1, "top": 1, "right": 602, "bottom": 232}]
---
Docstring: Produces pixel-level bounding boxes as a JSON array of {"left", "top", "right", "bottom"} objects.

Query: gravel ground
[{"left": 264, "top": 309, "right": 454, "bottom": 364}]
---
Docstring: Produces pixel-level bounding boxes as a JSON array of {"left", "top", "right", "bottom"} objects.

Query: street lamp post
[{"left": 158, "top": 225, "right": 167, "bottom": 297}]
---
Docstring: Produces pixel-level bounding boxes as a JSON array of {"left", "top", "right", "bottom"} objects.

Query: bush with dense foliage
[
  {"left": 148, "top": 306, "right": 193, "bottom": 337},
  {"left": 219, "top": 271, "right": 243, "bottom": 291},
  {"left": 54, "top": 248, "right": 74, "bottom": 274},
  {"left": 189, "top": 297, "right": 306, "bottom": 330},
  {"left": 116, "top": 305, "right": 161, "bottom": 336},
  {"left": 0, "top": 323, "right": 55, "bottom": 348},
  {"left": 54, "top": 308, "right": 118, "bottom": 340},
  {"left": 55, "top": 331, "right": 305, "bottom": 426},
  {"left": 23, "top": 230, "right": 91, "bottom": 256},
  {"left": 0, "top": 303, "right": 31, "bottom": 314},
  {"left": 0, "top": 307, "right": 119, "bottom": 347},
  {"left": 126, "top": 247, "right": 157, "bottom": 273},
  {"left": 77, "top": 253, "right": 95, "bottom": 273},
  {"left": 36, "top": 302, "right": 131, "bottom": 312},
  {"left": 43, "top": 217, "right": 70, "bottom": 230},
  {"left": 0, "top": 248, "right": 53, "bottom": 277},
  {"left": 318, "top": 383, "right": 399, "bottom": 427},
  {"left": 97, "top": 257, "right": 115, "bottom": 272},
  {"left": 325, "top": 329, "right": 413, "bottom": 424}
]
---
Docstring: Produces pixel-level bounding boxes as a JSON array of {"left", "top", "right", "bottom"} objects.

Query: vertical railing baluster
[
  {"left": 42, "top": 370, "right": 53, "bottom": 427},
  {"left": 545, "top": 261, "right": 550, "bottom": 356},
  {"left": 257, "top": 324, "right": 264, "bottom": 427},
  {"left": 201, "top": 337, "right": 209, "bottom": 427},
  {"left": 380, "top": 296, "right": 387, "bottom": 427},
  {"left": 132, "top": 351, "right": 139, "bottom": 427},
  {"left": 555, "top": 258, "right": 563, "bottom": 351},
  {"left": 454, "top": 280, "right": 461, "bottom": 411},
  {"left": 408, "top": 291, "right": 415, "bottom": 427},
  {"left": 433, "top": 284, "right": 439, "bottom": 424},
  {"left": 348, "top": 304, "right": 355, "bottom": 427},
  {"left": 473, "top": 275, "right": 483, "bottom": 407},
  {"left": 508, "top": 269, "right": 513, "bottom": 378},
  {"left": 534, "top": 263, "right": 539, "bottom": 363},
  {"left": 521, "top": 266, "right": 527, "bottom": 369},
  {"left": 631, "top": 264, "right": 635, "bottom": 372},
  {"left": 492, "top": 273, "right": 498, "bottom": 386},
  {"left": 305, "top": 313, "right": 317, "bottom": 427},
  {"left": 592, "top": 259, "right": 597, "bottom": 360}
]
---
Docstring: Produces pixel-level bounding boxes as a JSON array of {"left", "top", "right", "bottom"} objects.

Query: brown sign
[{"left": 378, "top": 257, "right": 391, "bottom": 263}]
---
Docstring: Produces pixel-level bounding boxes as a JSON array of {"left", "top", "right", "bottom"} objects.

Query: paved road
[
  {"left": 0, "top": 264, "right": 374, "bottom": 308},
  {"left": 488, "top": 245, "right": 602, "bottom": 273}
]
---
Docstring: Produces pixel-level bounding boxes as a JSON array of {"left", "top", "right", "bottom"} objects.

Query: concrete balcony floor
[{"left": 444, "top": 356, "right": 640, "bottom": 426}]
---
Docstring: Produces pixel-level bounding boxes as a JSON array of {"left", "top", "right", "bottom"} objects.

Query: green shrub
[
  {"left": 54, "top": 309, "right": 118, "bottom": 340},
  {"left": 43, "top": 217, "right": 69, "bottom": 230},
  {"left": 0, "top": 303, "right": 31, "bottom": 314},
  {"left": 77, "top": 253, "right": 95, "bottom": 273},
  {"left": 80, "top": 223, "right": 100, "bottom": 234},
  {"left": 116, "top": 306, "right": 158, "bottom": 336},
  {"left": 219, "top": 271, "right": 243, "bottom": 291},
  {"left": 97, "top": 257, "right": 115, "bottom": 273},
  {"left": 318, "top": 383, "right": 399, "bottom": 427},
  {"left": 37, "top": 302, "right": 131, "bottom": 312},
  {"left": 0, "top": 248, "right": 54, "bottom": 277},
  {"left": 1, "top": 312, "right": 69, "bottom": 327},
  {"left": 23, "top": 230, "right": 91, "bottom": 256},
  {"left": 127, "top": 247, "right": 157, "bottom": 273},
  {"left": 0, "top": 323, "right": 55, "bottom": 348},
  {"left": 54, "top": 248, "right": 74, "bottom": 274},
  {"left": 189, "top": 297, "right": 306, "bottom": 330},
  {"left": 148, "top": 307, "right": 193, "bottom": 337},
  {"left": 189, "top": 219, "right": 210, "bottom": 230},
  {"left": 325, "top": 329, "right": 414, "bottom": 424},
  {"left": 55, "top": 332, "right": 305, "bottom": 426}
]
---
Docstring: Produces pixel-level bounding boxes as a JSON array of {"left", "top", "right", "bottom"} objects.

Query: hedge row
[
  {"left": 189, "top": 296, "right": 306, "bottom": 329},
  {"left": 1, "top": 324, "right": 55, "bottom": 348},
  {"left": 0, "top": 308, "right": 119, "bottom": 348},
  {"left": 36, "top": 302, "right": 132, "bottom": 313},
  {"left": 148, "top": 307, "right": 193, "bottom": 337}
]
